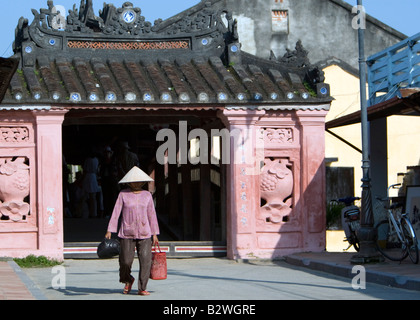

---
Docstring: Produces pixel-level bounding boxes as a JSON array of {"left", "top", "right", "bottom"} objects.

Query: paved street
[{"left": 22, "top": 258, "right": 420, "bottom": 300}]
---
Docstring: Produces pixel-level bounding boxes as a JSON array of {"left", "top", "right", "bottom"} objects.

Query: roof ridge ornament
[
  {"left": 269, "top": 40, "right": 327, "bottom": 96},
  {"left": 64, "top": 1, "right": 150, "bottom": 35},
  {"left": 98, "top": 2, "right": 152, "bottom": 35},
  {"left": 22, "top": 1, "right": 234, "bottom": 37},
  {"left": 14, "top": 0, "right": 238, "bottom": 60},
  {"left": 270, "top": 40, "right": 311, "bottom": 68}
]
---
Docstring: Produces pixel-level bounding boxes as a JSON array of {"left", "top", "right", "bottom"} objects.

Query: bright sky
[
  {"left": 344, "top": 0, "right": 417, "bottom": 37},
  {"left": 0, "top": 0, "right": 417, "bottom": 57}
]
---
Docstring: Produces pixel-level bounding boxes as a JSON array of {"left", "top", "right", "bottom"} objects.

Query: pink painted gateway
[{"left": 0, "top": 0, "right": 331, "bottom": 260}]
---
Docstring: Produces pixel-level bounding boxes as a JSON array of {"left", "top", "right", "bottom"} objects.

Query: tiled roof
[
  {"left": 2, "top": 0, "right": 331, "bottom": 108},
  {"left": 4, "top": 53, "right": 330, "bottom": 106}
]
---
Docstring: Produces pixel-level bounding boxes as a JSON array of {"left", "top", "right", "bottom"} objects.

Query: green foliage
[
  {"left": 303, "top": 81, "right": 317, "bottom": 97},
  {"left": 13, "top": 255, "right": 62, "bottom": 268},
  {"left": 326, "top": 201, "right": 345, "bottom": 229}
]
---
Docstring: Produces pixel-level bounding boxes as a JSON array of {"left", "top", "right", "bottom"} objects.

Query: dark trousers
[{"left": 119, "top": 238, "right": 152, "bottom": 291}]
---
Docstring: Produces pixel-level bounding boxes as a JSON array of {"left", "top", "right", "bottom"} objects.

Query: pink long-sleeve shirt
[{"left": 107, "top": 190, "right": 160, "bottom": 240}]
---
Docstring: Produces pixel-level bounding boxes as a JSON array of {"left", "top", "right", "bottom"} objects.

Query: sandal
[
  {"left": 138, "top": 290, "right": 150, "bottom": 296},
  {"left": 123, "top": 276, "right": 135, "bottom": 294}
]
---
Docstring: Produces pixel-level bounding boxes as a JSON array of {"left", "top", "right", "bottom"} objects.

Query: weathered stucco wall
[{"left": 223, "top": 0, "right": 405, "bottom": 68}]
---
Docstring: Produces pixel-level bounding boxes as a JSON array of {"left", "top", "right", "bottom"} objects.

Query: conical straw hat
[{"left": 119, "top": 166, "right": 154, "bottom": 184}]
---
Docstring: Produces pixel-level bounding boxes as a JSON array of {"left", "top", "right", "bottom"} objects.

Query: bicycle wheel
[
  {"left": 401, "top": 217, "right": 419, "bottom": 264},
  {"left": 375, "top": 220, "right": 408, "bottom": 261}
]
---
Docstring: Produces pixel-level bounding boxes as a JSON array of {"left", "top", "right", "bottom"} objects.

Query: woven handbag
[{"left": 150, "top": 243, "right": 167, "bottom": 280}]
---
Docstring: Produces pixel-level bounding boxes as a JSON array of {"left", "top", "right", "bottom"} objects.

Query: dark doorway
[{"left": 61, "top": 109, "right": 226, "bottom": 245}]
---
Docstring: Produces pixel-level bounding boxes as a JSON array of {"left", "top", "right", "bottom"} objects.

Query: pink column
[
  {"left": 33, "top": 110, "right": 67, "bottom": 261},
  {"left": 219, "top": 109, "right": 265, "bottom": 259},
  {"left": 296, "top": 110, "right": 328, "bottom": 252}
]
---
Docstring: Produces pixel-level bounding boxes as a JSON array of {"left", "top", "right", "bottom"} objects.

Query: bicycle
[{"left": 375, "top": 184, "right": 419, "bottom": 264}]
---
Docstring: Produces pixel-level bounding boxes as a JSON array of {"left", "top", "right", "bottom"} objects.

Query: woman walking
[{"left": 105, "top": 166, "right": 160, "bottom": 296}]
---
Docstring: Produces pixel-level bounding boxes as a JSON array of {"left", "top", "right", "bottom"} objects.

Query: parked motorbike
[{"left": 335, "top": 197, "right": 361, "bottom": 252}]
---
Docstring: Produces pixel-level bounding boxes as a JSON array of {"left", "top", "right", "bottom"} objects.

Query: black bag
[{"left": 97, "top": 238, "right": 120, "bottom": 259}]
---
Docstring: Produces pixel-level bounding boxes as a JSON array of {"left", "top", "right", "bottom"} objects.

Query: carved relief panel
[
  {"left": 257, "top": 125, "right": 298, "bottom": 226},
  {"left": 0, "top": 127, "right": 30, "bottom": 144},
  {"left": 260, "top": 158, "right": 293, "bottom": 224},
  {"left": 0, "top": 120, "right": 35, "bottom": 228},
  {"left": 0, "top": 157, "right": 30, "bottom": 222},
  {"left": 262, "top": 128, "right": 294, "bottom": 145}
]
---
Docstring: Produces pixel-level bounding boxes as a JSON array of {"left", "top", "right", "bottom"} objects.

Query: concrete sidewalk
[
  {"left": 286, "top": 252, "right": 420, "bottom": 291},
  {"left": 2, "top": 253, "right": 420, "bottom": 300},
  {"left": 0, "top": 261, "right": 44, "bottom": 300}
]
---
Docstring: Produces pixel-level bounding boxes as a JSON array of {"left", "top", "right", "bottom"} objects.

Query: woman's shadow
[
  {"left": 49, "top": 286, "right": 122, "bottom": 297},
  {"left": 49, "top": 286, "right": 155, "bottom": 297}
]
